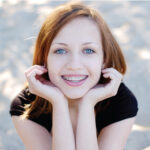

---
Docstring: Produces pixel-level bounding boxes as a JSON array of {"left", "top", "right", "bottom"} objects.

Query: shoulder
[
  {"left": 95, "top": 82, "right": 139, "bottom": 132},
  {"left": 111, "top": 82, "right": 138, "bottom": 112},
  {"left": 9, "top": 87, "right": 36, "bottom": 116},
  {"left": 12, "top": 86, "right": 36, "bottom": 103},
  {"left": 96, "top": 82, "right": 139, "bottom": 113},
  {"left": 107, "top": 81, "right": 139, "bottom": 117},
  {"left": 11, "top": 116, "right": 52, "bottom": 149}
]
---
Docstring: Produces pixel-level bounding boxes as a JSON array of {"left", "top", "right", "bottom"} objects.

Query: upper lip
[{"left": 62, "top": 74, "right": 88, "bottom": 77}]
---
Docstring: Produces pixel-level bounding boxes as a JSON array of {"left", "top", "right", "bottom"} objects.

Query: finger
[
  {"left": 25, "top": 65, "right": 47, "bottom": 75},
  {"left": 103, "top": 71, "right": 123, "bottom": 81},
  {"left": 102, "top": 68, "right": 123, "bottom": 80},
  {"left": 27, "top": 69, "right": 44, "bottom": 85},
  {"left": 30, "top": 65, "right": 47, "bottom": 74},
  {"left": 102, "top": 68, "right": 119, "bottom": 75},
  {"left": 103, "top": 72, "right": 116, "bottom": 80},
  {"left": 25, "top": 68, "right": 47, "bottom": 79},
  {"left": 103, "top": 72, "right": 121, "bottom": 93},
  {"left": 104, "top": 74, "right": 122, "bottom": 86},
  {"left": 103, "top": 72, "right": 120, "bottom": 80}
]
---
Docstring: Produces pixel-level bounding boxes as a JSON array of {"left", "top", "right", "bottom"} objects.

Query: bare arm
[
  {"left": 52, "top": 101, "right": 76, "bottom": 150},
  {"left": 12, "top": 100, "right": 76, "bottom": 150},
  {"left": 12, "top": 116, "right": 52, "bottom": 150},
  {"left": 23, "top": 65, "right": 76, "bottom": 149},
  {"left": 97, "top": 117, "right": 136, "bottom": 150},
  {"left": 76, "top": 101, "right": 99, "bottom": 150},
  {"left": 76, "top": 100, "right": 136, "bottom": 150}
]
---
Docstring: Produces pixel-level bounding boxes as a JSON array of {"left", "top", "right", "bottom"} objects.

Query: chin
[
  {"left": 66, "top": 94, "right": 83, "bottom": 100},
  {"left": 64, "top": 91, "right": 86, "bottom": 100}
]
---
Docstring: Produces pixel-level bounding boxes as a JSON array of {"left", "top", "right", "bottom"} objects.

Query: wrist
[
  {"left": 80, "top": 98, "right": 95, "bottom": 109},
  {"left": 52, "top": 97, "right": 68, "bottom": 108}
]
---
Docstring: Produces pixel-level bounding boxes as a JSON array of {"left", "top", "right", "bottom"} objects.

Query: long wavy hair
[{"left": 21, "top": 1, "right": 126, "bottom": 120}]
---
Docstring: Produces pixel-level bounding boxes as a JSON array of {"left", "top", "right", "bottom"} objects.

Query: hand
[
  {"left": 81, "top": 67, "right": 123, "bottom": 107},
  {"left": 24, "top": 65, "right": 67, "bottom": 106}
]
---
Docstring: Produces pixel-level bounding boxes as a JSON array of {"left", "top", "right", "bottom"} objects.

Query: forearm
[
  {"left": 52, "top": 101, "right": 76, "bottom": 150},
  {"left": 76, "top": 101, "right": 99, "bottom": 150}
]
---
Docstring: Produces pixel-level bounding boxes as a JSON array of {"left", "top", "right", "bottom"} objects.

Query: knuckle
[{"left": 34, "top": 65, "right": 40, "bottom": 68}]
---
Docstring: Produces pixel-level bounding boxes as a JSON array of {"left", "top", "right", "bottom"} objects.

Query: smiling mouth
[
  {"left": 61, "top": 75, "right": 88, "bottom": 82},
  {"left": 61, "top": 75, "right": 88, "bottom": 86}
]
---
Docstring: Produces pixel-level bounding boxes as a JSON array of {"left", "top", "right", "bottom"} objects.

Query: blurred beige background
[{"left": 0, "top": 0, "right": 150, "bottom": 150}]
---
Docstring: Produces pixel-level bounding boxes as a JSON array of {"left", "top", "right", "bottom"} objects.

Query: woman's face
[{"left": 47, "top": 17, "right": 104, "bottom": 100}]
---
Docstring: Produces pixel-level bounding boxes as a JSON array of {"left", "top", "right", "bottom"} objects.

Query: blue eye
[
  {"left": 54, "top": 48, "right": 95, "bottom": 54},
  {"left": 54, "top": 49, "right": 67, "bottom": 54},
  {"left": 84, "top": 48, "right": 95, "bottom": 54}
]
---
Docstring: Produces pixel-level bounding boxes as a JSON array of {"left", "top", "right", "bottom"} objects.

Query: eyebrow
[{"left": 52, "top": 42, "right": 98, "bottom": 46}]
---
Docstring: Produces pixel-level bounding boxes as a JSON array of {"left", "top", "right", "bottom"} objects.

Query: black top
[{"left": 9, "top": 82, "right": 138, "bottom": 135}]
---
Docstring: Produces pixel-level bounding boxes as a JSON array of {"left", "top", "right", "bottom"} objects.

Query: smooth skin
[
  {"left": 12, "top": 65, "right": 135, "bottom": 150},
  {"left": 12, "top": 17, "right": 136, "bottom": 150}
]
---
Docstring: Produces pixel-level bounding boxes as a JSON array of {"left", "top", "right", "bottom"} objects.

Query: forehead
[{"left": 52, "top": 17, "right": 101, "bottom": 44}]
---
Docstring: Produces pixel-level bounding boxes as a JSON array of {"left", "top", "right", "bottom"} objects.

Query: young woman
[{"left": 10, "top": 1, "right": 138, "bottom": 150}]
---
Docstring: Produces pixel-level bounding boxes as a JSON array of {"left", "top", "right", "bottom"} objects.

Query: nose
[{"left": 66, "top": 54, "right": 83, "bottom": 71}]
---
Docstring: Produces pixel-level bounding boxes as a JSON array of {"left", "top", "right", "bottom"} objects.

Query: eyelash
[{"left": 54, "top": 48, "right": 95, "bottom": 54}]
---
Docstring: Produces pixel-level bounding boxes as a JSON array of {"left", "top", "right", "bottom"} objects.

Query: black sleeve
[
  {"left": 9, "top": 87, "right": 35, "bottom": 116},
  {"left": 9, "top": 87, "right": 52, "bottom": 133},
  {"left": 96, "top": 82, "right": 139, "bottom": 132}
]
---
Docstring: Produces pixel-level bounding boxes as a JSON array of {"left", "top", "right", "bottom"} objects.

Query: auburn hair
[{"left": 21, "top": 1, "right": 127, "bottom": 120}]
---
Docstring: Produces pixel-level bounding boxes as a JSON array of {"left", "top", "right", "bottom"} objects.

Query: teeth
[{"left": 62, "top": 76, "right": 87, "bottom": 81}]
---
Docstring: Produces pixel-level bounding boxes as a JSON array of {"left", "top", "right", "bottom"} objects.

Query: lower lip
[{"left": 62, "top": 77, "right": 88, "bottom": 87}]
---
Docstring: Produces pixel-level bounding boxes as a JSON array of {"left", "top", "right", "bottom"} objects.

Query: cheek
[
  {"left": 89, "top": 59, "right": 102, "bottom": 76},
  {"left": 90, "top": 63, "right": 103, "bottom": 84},
  {"left": 93, "top": 68, "right": 101, "bottom": 83},
  {"left": 47, "top": 61, "right": 63, "bottom": 83},
  {"left": 47, "top": 63, "right": 57, "bottom": 81},
  {"left": 47, "top": 68, "right": 55, "bottom": 83}
]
